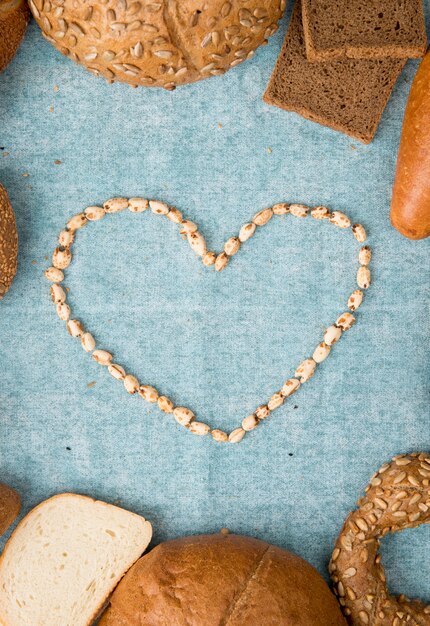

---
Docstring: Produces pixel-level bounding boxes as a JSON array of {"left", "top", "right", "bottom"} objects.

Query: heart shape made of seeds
[{"left": 46, "top": 197, "right": 372, "bottom": 444}]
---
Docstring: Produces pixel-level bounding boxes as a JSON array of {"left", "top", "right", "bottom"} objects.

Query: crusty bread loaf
[
  {"left": 99, "top": 532, "right": 346, "bottom": 626},
  {"left": 0, "top": 493, "right": 152, "bottom": 626},
  {"left": 302, "top": 0, "right": 427, "bottom": 61},
  {"left": 0, "top": 483, "right": 20, "bottom": 537},
  {"left": 0, "top": 0, "right": 30, "bottom": 72},
  {"left": 0, "top": 184, "right": 18, "bottom": 300},
  {"left": 29, "top": 0, "right": 285, "bottom": 89},
  {"left": 264, "top": 1, "right": 405, "bottom": 143}
]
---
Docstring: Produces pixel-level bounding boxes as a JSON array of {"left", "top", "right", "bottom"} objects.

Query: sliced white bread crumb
[{"left": 0, "top": 493, "right": 152, "bottom": 626}]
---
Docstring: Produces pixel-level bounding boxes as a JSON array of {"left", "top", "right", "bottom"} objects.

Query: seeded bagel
[
  {"left": 0, "top": 483, "right": 20, "bottom": 537},
  {"left": 29, "top": 0, "right": 285, "bottom": 89},
  {"left": 0, "top": 0, "right": 30, "bottom": 72},
  {"left": 0, "top": 184, "right": 18, "bottom": 300}
]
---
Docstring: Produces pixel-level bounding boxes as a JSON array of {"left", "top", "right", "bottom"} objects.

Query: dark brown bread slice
[
  {"left": 264, "top": 1, "right": 406, "bottom": 144},
  {"left": 302, "top": 0, "right": 427, "bottom": 61}
]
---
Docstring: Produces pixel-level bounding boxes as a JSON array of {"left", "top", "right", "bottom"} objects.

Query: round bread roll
[
  {"left": 0, "top": 0, "right": 30, "bottom": 72},
  {"left": 29, "top": 0, "right": 285, "bottom": 89},
  {"left": 0, "top": 184, "right": 18, "bottom": 300},
  {"left": 99, "top": 532, "right": 346, "bottom": 625},
  {"left": 0, "top": 483, "right": 20, "bottom": 537}
]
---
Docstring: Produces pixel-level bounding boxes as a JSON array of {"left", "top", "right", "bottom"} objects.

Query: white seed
[
  {"left": 242, "top": 414, "right": 259, "bottom": 431},
  {"left": 295, "top": 358, "right": 316, "bottom": 383},
  {"left": 357, "top": 266, "right": 371, "bottom": 289},
  {"left": 179, "top": 220, "right": 198, "bottom": 234},
  {"left": 281, "top": 378, "right": 300, "bottom": 397},
  {"left": 67, "top": 213, "right": 87, "bottom": 231},
  {"left": 228, "top": 427, "right": 246, "bottom": 443},
  {"left": 336, "top": 312, "right": 356, "bottom": 331},
  {"left": 348, "top": 289, "right": 363, "bottom": 312},
  {"left": 124, "top": 374, "right": 139, "bottom": 394},
  {"left": 211, "top": 429, "right": 228, "bottom": 442},
  {"left": 56, "top": 302, "right": 70, "bottom": 321},
  {"left": 313, "top": 342, "right": 331, "bottom": 363},
  {"left": 311, "top": 206, "right": 330, "bottom": 220},
  {"left": 330, "top": 211, "right": 351, "bottom": 228},
  {"left": 67, "top": 319, "right": 84, "bottom": 337},
  {"left": 253, "top": 207, "right": 273, "bottom": 226},
  {"left": 50, "top": 283, "right": 66, "bottom": 304},
  {"left": 189, "top": 421, "right": 210, "bottom": 436},
  {"left": 158, "top": 396, "right": 174, "bottom": 413},
  {"left": 255, "top": 405, "right": 270, "bottom": 420},
  {"left": 239, "top": 222, "right": 256, "bottom": 242},
  {"left": 359, "top": 246, "right": 372, "bottom": 266},
  {"left": 84, "top": 206, "right": 105, "bottom": 221},
  {"left": 92, "top": 349, "right": 112, "bottom": 365},
  {"left": 202, "top": 251, "right": 216, "bottom": 266},
  {"left": 352, "top": 223, "right": 367, "bottom": 243},
  {"left": 268, "top": 392, "right": 284, "bottom": 411},
  {"left": 215, "top": 252, "right": 229, "bottom": 272},
  {"left": 272, "top": 203, "right": 290, "bottom": 215},
  {"left": 103, "top": 197, "right": 129, "bottom": 213},
  {"left": 53, "top": 247, "right": 72, "bottom": 269},
  {"left": 224, "top": 237, "right": 240, "bottom": 256},
  {"left": 187, "top": 231, "right": 207, "bottom": 256},
  {"left": 139, "top": 385, "right": 159, "bottom": 403},
  {"left": 81, "top": 332, "right": 95, "bottom": 352},
  {"left": 149, "top": 200, "right": 169, "bottom": 215},
  {"left": 173, "top": 406, "right": 194, "bottom": 426},
  {"left": 324, "top": 325, "right": 342, "bottom": 345},
  {"left": 166, "top": 207, "right": 183, "bottom": 223},
  {"left": 108, "top": 363, "right": 126, "bottom": 380},
  {"left": 128, "top": 197, "right": 149, "bottom": 212},
  {"left": 44, "top": 266, "right": 64, "bottom": 282},
  {"left": 289, "top": 203, "right": 308, "bottom": 218},
  {"left": 58, "top": 229, "right": 74, "bottom": 247}
]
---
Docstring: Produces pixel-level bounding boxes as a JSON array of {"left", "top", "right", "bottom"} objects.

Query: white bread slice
[{"left": 0, "top": 493, "right": 152, "bottom": 626}]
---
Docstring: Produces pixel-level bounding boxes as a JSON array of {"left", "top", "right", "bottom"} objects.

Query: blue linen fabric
[{"left": 0, "top": 3, "right": 429, "bottom": 604}]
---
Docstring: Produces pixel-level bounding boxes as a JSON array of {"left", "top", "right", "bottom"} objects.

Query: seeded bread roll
[
  {"left": 264, "top": 1, "right": 405, "bottom": 143},
  {"left": 0, "top": 184, "right": 18, "bottom": 300},
  {"left": 99, "top": 532, "right": 346, "bottom": 626},
  {"left": 29, "top": 0, "right": 285, "bottom": 89},
  {"left": 0, "top": 0, "right": 30, "bottom": 72},
  {"left": 301, "top": 0, "right": 427, "bottom": 62},
  {"left": 0, "top": 483, "right": 20, "bottom": 537}
]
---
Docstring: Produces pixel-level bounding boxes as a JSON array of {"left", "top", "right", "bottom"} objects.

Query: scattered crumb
[
  {"left": 288, "top": 453, "right": 294, "bottom": 457},
  {"left": 44, "top": 256, "right": 48, "bottom": 261},
  {"left": 2, "top": 152, "right": 9, "bottom": 157},
  {"left": 267, "top": 147, "right": 272, "bottom": 154},
  {"left": 350, "top": 145, "right": 357, "bottom": 150},
  {"left": 65, "top": 286, "right": 70, "bottom": 293},
  {"left": 31, "top": 260, "right": 37, "bottom": 265},
  {"left": 66, "top": 446, "right": 71, "bottom": 451},
  {"left": 217, "top": 123, "right": 222, "bottom": 129},
  {"left": 54, "top": 159, "right": 62, "bottom": 165},
  {"left": 49, "top": 105, "right": 54, "bottom": 113},
  {"left": 87, "top": 381, "right": 97, "bottom": 389},
  {"left": 220, "top": 528, "right": 230, "bottom": 536},
  {"left": 293, "top": 405, "right": 298, "bottom": 409},
  {"left": 22, "top": 172, "right": 29, "bottom": 177},
  {"left": 54, "top": 85, "right": 59, "bottom": 92}
]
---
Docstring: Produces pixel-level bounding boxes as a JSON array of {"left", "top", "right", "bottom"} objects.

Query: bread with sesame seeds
[
  {"left": 0, "top": 184, "right": 18, "bottom": 300},
  {"left": 0, "top": 0, "right": 30, "bottom": 72}
]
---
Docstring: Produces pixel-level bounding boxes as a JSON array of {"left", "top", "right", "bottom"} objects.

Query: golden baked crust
[
  {"left": 29, "top": 0, "right": 285, "bottom": 88},
  {"left": 330, "top": 453, "right": 430, "bottom": 625},
  {"left": 0, "top": 483, "right": 20, "bottom": 537},
  {"left": 0, "top": 0, "right": 30, "bottom": 72},
  {"left": 0, "top": 184, "right": 18, "bottom": 300},
  {"left": 100, "top": 532, "right": 346, "bottom": 625}
]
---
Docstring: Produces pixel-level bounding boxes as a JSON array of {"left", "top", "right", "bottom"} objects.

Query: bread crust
[
  {"left": 0, "top": 483, "right": 20, "bottom": 537},
  {"left": 99, "top": 532, "right": 346, "bottom": 626},
  {"left": 0, "top": 493, "right": 152, "bottom": 626},
  {"left": 29, "top": 0, "right": 285, "bottom": 88},
  {"left": 0, "top": 184, "right": 18, "bottom": 300},
  {"left": 390, "top": 49, "right": 430, "bottom": 240},
  {"left": 0, "top": 0, "right": 30, "bottom": 72},
  {"left": 330, "top": 453, "right": 430, "bottom": 625}
]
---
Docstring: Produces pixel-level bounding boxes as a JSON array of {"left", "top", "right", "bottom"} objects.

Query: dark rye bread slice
[
  {"left": 302, "top": 0, "right": 427, "bottom": 61},
  {"left": 263, "top": 1, "right": 406, "bottom": 144}
]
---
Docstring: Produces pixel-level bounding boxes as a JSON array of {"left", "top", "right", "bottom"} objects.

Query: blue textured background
[{"left": 1, "top": 1, "right": 429, "bottom": 607}]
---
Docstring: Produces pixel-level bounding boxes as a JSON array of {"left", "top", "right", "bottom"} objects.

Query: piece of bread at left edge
[
  {"left": 0, "top": 493, "right": 152, "bottom": 626},
  {"left": 0, "top": 0, "right": 30, "bottom": 72},
  {"left": 0, "top": 483, "right": 20, "bottom": 537},
  {"left": 0, "top": 184, "right": 18, "bottom": 299}
]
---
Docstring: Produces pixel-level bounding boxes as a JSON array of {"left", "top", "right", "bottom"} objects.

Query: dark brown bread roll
[
  {"left": 0, "top": 184, "right": 18, "bottom": 300},
  {"left": 100, "top": 532, "right": 346, "bottom": 626},
  {"left": 0, "top": 483, "right": 20, "bottom": 537},
  {"left": 0, "top": 0, "right": 30, "bottom": 72}
]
